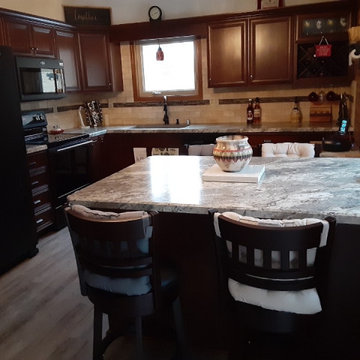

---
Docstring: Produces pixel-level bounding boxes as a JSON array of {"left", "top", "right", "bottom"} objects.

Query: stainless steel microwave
[{"left": 16, "top": 56, "right": 66, "bottom": 101}]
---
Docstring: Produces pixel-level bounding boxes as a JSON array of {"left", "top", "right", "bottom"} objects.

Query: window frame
[{"left": 130, "top": 36, "right": 203, "bottom": 103}]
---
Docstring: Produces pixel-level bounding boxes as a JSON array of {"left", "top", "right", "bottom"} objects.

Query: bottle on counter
[
  {"left": 290, "top": 97, "right": 302, "bottom": 123},
  {"left": 253, "top": 97, "right": 261, "bottom": 123},
  {"left": 337, "top": 93, "right": 349, "bottom": 126},
  {"left": 247, "top": 99, "right": 254, "bottom": 124}
]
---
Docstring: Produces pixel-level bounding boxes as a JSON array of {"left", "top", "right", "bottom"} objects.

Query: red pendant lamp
[{"left": 156, "top": 41, "right": 164, "bottom": 61}]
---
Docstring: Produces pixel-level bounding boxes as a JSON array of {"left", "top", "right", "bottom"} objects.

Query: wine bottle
[{"left": 253, "top": 97, "right": 261, "bottom": 123}]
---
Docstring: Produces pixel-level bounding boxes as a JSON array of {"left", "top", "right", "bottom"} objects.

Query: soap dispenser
[{"left": 290, "top": 97, "right": 302, "bottom": 123}]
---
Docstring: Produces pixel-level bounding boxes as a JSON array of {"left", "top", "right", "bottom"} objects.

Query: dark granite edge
[
  {"left": 219, "top": 95, "right": 353, "bottom": 105},
  {"left": 57, "top": 103, "right": 109, "bottom": 112},
  {"left": 21, "top": 107, "right": 54, "bottom": 115},
  {"left": 220, "top": 96, "right": 309, "bottom": 104}
]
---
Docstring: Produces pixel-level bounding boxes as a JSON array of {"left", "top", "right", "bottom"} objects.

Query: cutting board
[{"left": 202, "top": 164, "right": 265, "bottom": 183}]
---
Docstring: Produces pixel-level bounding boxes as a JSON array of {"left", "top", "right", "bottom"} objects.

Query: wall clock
[{"left": 148, "top": 6, "right": 162, "bottom": 22}]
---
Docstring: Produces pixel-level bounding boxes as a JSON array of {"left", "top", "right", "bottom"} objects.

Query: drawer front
[
  {"left": 27, "top": 151, "right": 48, "bottom": 170},
  {"left": 32, "top": 190, "right": 52, "bottom": 211},
  {"left": 30, "top": 172, "right": 49, "bottom": 192},
  {"left": 33, "top": 206, "right": 54, "bottom": 233}
]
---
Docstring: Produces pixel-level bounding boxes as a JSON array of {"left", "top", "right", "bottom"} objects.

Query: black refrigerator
[{"left": 0, "top": 46, "right": 38, "bottom": 274}]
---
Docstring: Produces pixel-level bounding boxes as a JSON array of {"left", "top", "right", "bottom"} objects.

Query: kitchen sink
[{"left": 133, "top": 124, "right": 190, "bottom": 128}]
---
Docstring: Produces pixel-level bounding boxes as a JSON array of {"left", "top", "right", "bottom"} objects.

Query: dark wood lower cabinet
[
  {"left": 97, "top": 130, "right": 337, "bottom": 179},
  {"left": 27, "top": 150, "right": 55, "bottom": 235}
]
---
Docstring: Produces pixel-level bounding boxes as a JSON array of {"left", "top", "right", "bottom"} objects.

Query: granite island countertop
[
  {"left": 64, "top": 122, "right": 340, "bottom": 135},
  {"left": 67, "top": 156, "right": 360, "bottom": 225}
]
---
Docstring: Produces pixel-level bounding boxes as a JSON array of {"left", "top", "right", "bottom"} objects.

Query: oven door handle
[{"left": 56, "top": 139, "right": 94, "bottom": 152}]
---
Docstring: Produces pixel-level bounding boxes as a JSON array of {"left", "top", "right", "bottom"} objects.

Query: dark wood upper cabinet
[
  {"left": 294, "top": 10, "right": 353, "bottom": 88},
  {"left": 208, "top": 15, "right": 293, "bottom": 87},
  {"left": 78, "top": 31, "right": 123, "bottom": 93},
  {"left": 207, "top": 20, "right": 247, "bottom": 87},
  {"left": 55, "top": 29, "right": 81, "bottom": 92},
  {"left": 249, "top": 16, "right": 293, "bottom": 85},
  {"left": 3, "top": 17, "right": 55, "bottom": 57},
  {"left": 78, "top": 31, "right": 113, "bottom": 92}
]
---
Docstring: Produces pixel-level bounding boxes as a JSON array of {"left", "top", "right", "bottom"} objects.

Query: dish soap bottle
[{"left": 290, "top": 97, "right": 302, "bottom": 123}]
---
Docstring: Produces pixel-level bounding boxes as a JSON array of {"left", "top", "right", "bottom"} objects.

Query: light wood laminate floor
[{"left": 0, "top": 228, "right": 227, "bottom": 360}]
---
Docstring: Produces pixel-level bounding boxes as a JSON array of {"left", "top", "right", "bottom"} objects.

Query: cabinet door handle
[
  {"left": 36, "top": 218, "right": 44, "bottom": 224},
  {"left": 34, "top": 199, "right": 41, "bottom": 205},
  {"left": 28, "top": 161, "right": 37, "bottom": 167},
  {"left": 32, "top": 180, "right": 40, "bottom": 186}
]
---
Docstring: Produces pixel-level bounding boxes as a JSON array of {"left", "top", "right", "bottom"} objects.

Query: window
[{"left": 131, "top": 37, "right": 202, "bottom": 102}]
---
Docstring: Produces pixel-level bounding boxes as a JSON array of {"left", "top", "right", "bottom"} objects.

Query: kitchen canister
[{"left": 213, "top": 135, "right": 253, "bottom": 172}]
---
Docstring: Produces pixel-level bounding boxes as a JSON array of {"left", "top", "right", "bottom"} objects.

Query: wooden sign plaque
[{"left": 64, "top": 6, "right": 111, "bottom": 26}]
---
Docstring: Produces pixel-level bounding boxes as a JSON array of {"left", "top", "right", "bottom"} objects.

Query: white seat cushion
[
  {"left": 262, "top": 142, "right": 315, "bottom": 158},
  {"left": 70, "top": 204, "right": 149, "bottom": 222},
  {"left": 188, "top": 144, "right": 215, "bottom": 156},
  {"left": 214, "top": 212, "right": 329, "bottom": 314}
]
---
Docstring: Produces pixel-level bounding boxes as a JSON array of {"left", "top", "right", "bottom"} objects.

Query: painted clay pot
[{"left": 213, "top": 135, "right": 253, "bottom": 172}]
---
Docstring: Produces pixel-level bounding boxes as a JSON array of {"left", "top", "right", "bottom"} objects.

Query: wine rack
[{"left": 297, "top": 41, "right": 348, "bottom": 79}]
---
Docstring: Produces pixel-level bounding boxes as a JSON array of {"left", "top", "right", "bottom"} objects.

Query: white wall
[{"left": 0, "top": 0, "right": 337, "bottom": 24}]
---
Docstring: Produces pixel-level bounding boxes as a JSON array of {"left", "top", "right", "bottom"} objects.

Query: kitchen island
[
  {"left": 68, "top": 156, "right": 360, "bottom": 357},
  {"left": 68, "top": 155, "right": 360, "bottom": 224}
]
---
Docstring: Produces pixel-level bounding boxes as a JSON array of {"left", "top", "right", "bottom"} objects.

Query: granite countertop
[
  {"left": 63, "top": 122, "right": 340, "bottom": 135},
  {"left": 67, "top": 156, "right": 360, "bottom": 224}
]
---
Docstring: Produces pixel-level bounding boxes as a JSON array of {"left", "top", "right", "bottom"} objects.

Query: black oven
[{"left": 48, "top": 136, "right": 93, "bottom": 229}]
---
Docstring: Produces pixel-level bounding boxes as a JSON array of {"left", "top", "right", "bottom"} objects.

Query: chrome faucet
[{"left": 163, "top": 95, "right": 169, "bottom": 125}]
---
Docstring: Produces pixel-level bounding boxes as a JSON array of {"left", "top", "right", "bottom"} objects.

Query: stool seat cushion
[
  {"left": 262, "top": 142, "right": 315, "bottom": 158},
  {"left": 188, "top": 144, "right": 215, "bottom": 156},
  {"left": 70, "top": 204, "right": 148, "bottom": 221},
  {"left": 214, "top": 212, "right": 329, "bottom": 314},
  {"left": 84, "top": 267, "right": 177, "bottom": 296}
]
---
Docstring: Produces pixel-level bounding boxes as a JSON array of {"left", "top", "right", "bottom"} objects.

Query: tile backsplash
[{"left": 20, "top": 39, "right": 355, "bottom": 130}]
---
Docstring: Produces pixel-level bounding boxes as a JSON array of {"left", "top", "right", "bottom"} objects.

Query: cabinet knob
[{"left": 250, "top": 74, "right": 253, "bottom": 80}]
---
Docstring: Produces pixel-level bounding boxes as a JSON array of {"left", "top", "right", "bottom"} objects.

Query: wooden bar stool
[
  {"left": 210, "top": 210, "right": 335, "bottom": 359},
  {"left": 65, "top": 205, "right": 191, "bottom": 360}
]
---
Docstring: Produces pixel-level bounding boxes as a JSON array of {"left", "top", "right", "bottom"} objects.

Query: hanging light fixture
[{"left": 156, "top": 40, "right": 164, "bottom": 61}]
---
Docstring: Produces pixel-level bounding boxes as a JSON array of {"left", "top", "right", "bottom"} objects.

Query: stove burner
[{"left": 23, "top": 111, "right": 90, "bottom": 148}]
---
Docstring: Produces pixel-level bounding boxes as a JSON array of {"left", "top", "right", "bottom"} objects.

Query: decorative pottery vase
[{"left": 213, "top": 135, "right": 253, "bottom": 172}]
